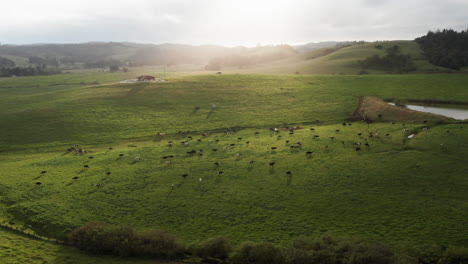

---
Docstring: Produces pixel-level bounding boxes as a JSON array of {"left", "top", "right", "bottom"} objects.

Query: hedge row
[{"left": 67, "top": 222, "right": 468, "bottom": 264}]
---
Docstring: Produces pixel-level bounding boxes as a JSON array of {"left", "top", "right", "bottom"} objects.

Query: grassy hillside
[
  {"left": 0, "top": 73, "right": 467, "bottom": 257},
  {"left": 235, "top": 41, "right": 456, "bottom": 75},
  {"left": 1, "top": 73, "right": 467, "bottom": 150}
]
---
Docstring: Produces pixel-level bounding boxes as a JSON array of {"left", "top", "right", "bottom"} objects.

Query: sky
[{"left": 1, "top": 0, "right": 468, "bottom": 46}]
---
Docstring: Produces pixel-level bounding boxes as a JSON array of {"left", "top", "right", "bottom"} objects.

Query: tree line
[
  {"left": 0, "top": 65, "right": 61, "bottom": 77},
  {"left": 415, "top": 28, "right": 468, "bottom": 70},
  {"left": 358, "top": 45, "right": 416, "bottom": 73}
]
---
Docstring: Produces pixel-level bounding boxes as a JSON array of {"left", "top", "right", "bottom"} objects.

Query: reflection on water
[{"left": 388, "top": 103, "right": 468, "bottom": 120}]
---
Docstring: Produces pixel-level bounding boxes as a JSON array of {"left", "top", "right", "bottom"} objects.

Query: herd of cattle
[{"left": 34, "top": 121, "right": 435, "bottom": 188}]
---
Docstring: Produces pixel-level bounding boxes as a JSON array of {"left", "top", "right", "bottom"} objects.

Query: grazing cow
[
  {"left": 108, "top": 147, "right": 113, "bottom": 150},
  {"left": 217, "top": 171, "right": 224, "bottom": 175},
  {"left": 277, "top": 135, "right": 282, "bottom": 138},
  {"left": 166, "top": 161, "right": 173, "bottom": 164},
  {"left": 423, "top": 127, "right": 429, "bottom": 131},
  {"left": 211, "top": 104, "right": 217, "bottom": 109},
  {"left": 355, "top": 147, "right": 361, "bottom": 151},
  {"left": 329, "top": 137, "right": 335, "bottom": 140},
  {"left": 73, "top": 177, "right": 79, "bottom": 180},
  {"left": 94, "top": 184, "right": 101, "bottom": 187},
  {"left": 357, "top": 133, "right": 362, "bottom": 136},
  {"left": 35, "top": 182, "right": 42, "bottom": 185},
  {"left": 230, "top": 144, "right": 236, "bottom": 146},
  {"left": 269, "top": 162, "right": 276, "bottom": 167},
  {"left": 134, "top": 157, "right": 141, "bottom": 160},
  {"left": 186, "top": 150, "right": 196, "bottom": 156},
  {"left": 348, "top": 123, "right": 352, "bottom": 126},
  {"left": 335, "top": 130, "right": 340, "bottom": 132},
  {"left": 182, "top": 174, "right": 189, "bottom": 178},
  {"left": 167, "top": 144, "right": 173, "bottom": 147},
  {"left": 223, "top": 146, "right": 228, "bottom": 150},
  {"left": 212, "top": 149, "right": 218, "bottom": 152},
  {"left": 158, "top": 132, "right": 166, "bottom": 136},
  {"left": 215, "top": 139, "right": 220, "bottom": 142},
  {"left": 246, "top": 141, "right": 250, "bottom": 144},
  {"left": 119, "top": 154, "right": 124, "bottom": 157},
  {"left": 235, "top": 153, "right": 242, "bottom": 158},
  {"left": 286, "top": 171, "right": 292, "bottom": 176},
  {"left": 197, "top": 139, "right": 202, "bottom": 142},
  {"left": 188, "top": 136, "right": 193, "bottom": 140},
  {"left": 312, "top": 135, "right": 319, "bottom": 138},
  {"left": 403, "top": 129, "right": 409, "bottom": 132},
  {"left": 249, "top": 161, "right": 255, "bottom": 164},
  {"left": 238, "top": 137, "right": 242, "bottom": 140},
  {"left": 364, "top": 143, "right": 370, "bottom": 147},
  {"left": 105, "top": 172, "right": 111, "bottom": 176},
  {"left": 306, "top": 151, "right": 313, "bottom": 156},
  {"left": 310, "top": 128, "right": 315, "bottom": 131},
  {"left": 202, "top": 133, "right": 207, "bottom": 137},
  {"left": 168, "top": 141, "right": 173, "bottom": 143},
  {"left": 88, "top": 156, "right": 94, "bottom": 159},
  {"left": 255, "top": 131, "right": 260, "bottom": 135},
  {"left": 214, "top": 162, "right": 219, "bottom": 166},
  {"left": 385, "top": 133, "right": 390, "bottom": 136},
  {"left": 285, "top": 140, "right": 290, "bottom": 144},
  {"left": 84, "top": 165, "right": 89, "bottom": 168},
  {"left": 194, "top": 106, "right": 200, "bottom": 110},
  {"left": 199, "top": 178, "right": 203, "bottom": 182},
  {"left": 171, "top": 184, "right": 175, "bottom": 189},
  {"left": 423, "top": 120, "right": 428, "bottom": 123},
  {"left": 271, "top": 147, "right": 277, "bottom": 150},
  {"left": 41, "top": 171, "right": 47, "bottom": 174},
  {"left": 198, "top": 153, "right": 203, "bottom": 157},
  {"left": 342, "top": 122, "right": 347, "bottom": 126}
]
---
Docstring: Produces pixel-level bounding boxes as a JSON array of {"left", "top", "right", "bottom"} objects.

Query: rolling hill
[{"left": 234, "top": 41, "right": 457, "bottom": 75}]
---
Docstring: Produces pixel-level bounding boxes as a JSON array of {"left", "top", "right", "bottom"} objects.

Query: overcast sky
[{"left": 1, "top": 0, "right": 468, "bottom": 46}]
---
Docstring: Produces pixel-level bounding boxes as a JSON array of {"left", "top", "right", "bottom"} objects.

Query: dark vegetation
[
  {"left": 0, "top": 65, "right": 61, "bottom": 77},
  {"left": 359, "top": 45, "right": 416, "bottom": 73},
  {"left": 415, "top": 29, "right": 468, "bottom": 70},
  {"left": 67, "top": 222, "right": 468, "bottom": 264},
  {"left": 0, "top": 56, "right": 16, "bottom": 67}
]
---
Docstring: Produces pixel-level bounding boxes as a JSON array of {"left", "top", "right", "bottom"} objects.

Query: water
[{"left": 387, "top": 103, "right": 468, "bottom": 120}]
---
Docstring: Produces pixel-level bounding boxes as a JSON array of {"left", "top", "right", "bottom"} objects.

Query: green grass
[
  {"left": 233, "top": 41, "right": 459, "bottom": 75},
  {"left": 0, "top": 73, "right": 467, "bottom": 262}
]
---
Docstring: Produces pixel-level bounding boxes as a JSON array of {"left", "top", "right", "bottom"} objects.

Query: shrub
[
  {"left": 192, "top": 236, "right": 233, "bottom": 259},
  {"left": 67, "top": 222, "right": 184, "bottom": 258},
  {"left": 230, "top": 241, "right": 284, "bottom": 264}
]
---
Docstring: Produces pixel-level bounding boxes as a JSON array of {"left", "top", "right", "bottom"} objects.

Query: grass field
[
  {"left": 231, "top": 41, "right": 458, "bottom": 75},
  {"left": 1, "top": 71, "right": 467, "bottom": 262}
]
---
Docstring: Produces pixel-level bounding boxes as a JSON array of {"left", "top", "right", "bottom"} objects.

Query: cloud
[{"left": 0, "top": 0, "right": 467, "bottom": 45}]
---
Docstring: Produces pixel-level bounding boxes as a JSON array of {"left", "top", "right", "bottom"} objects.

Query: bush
[
  {"left": 230, "top": 241, "right": 284, "bottom": 264},
  {"left": 67, "top": 222, "right": 184, "bottom": 258},
  {"left": 191, "top": 236, "right": 233, "bottom": 259},
  {"left": 286, "top": 236, "right": 395, "bottom": 264}
]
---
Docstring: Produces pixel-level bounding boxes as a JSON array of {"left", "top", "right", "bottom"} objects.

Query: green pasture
[
  {"left": 1, "top": 73, "right": 467, "bottom": 150},
  {"left": 0, "top": 73, "right": 467, "bottom": 261},
  {"left": 234, "top": 41, "right": 456, "bottom": 75}
]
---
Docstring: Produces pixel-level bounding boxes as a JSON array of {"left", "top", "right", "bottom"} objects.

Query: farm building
[{"left": 137, "top": 75, "right": 156, "bottom": 81}]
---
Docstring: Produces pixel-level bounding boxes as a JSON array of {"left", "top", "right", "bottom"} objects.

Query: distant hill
[
  {"left": 234, "top": 40, "right": 457, "bottom": 75},
  {"left": 0, "top": 42, "right": 297, "bottom": 70},
  {"left": 293, "top": 41, "right": 366, "bottom": 53},
  {"left": 0, "top": 40, "right": 462, "bottom": 74}
]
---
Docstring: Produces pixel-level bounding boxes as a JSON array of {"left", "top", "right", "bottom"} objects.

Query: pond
[{"left": 388, "top": 103, "right": 468, "bottom": 120}]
